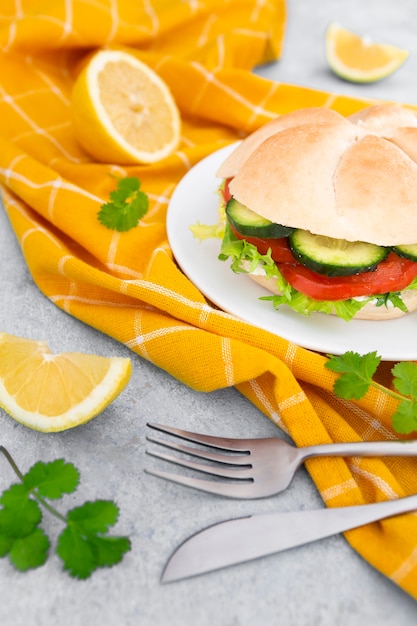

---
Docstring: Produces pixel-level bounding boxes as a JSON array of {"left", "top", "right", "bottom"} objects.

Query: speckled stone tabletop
[{"left": 1, "top": 1, "right": 417, "bottom": 625}]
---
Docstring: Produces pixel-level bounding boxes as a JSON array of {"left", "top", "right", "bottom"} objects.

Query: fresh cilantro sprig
[
  {"left": 98, "top": 176, "right": 149, "bottom": 232},
  {"left": 0, "top": 447, "right": 131, "bottom": 579},
  {"left": 325, "top": 351, "right": 417, "bottom": 434}
]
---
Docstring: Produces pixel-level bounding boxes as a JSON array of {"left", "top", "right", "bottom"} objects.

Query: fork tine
[
  {"left": 147, "top": 422, "right": 251, "bottom": 452},
  {"left": 146, "top": 448, "right": 253, "bottom": 479},
  {"left": 145, "top": 468, "right": 255, "bottom": 499},
  {"left": 146, "top": 435, "right": 249, "bottom": 466}
]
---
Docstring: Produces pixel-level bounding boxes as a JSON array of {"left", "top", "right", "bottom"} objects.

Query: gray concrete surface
[{"left": 1, "top": 1, "right": 417, "bottom": 624}]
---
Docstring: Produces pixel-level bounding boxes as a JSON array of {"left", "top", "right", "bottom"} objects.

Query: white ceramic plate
[{"left": 167, "top": 144, "right": 417, "bottom": 361}]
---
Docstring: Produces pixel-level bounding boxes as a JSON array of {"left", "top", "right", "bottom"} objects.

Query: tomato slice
[
  {"left": 230, "top": 225, "right": 296, "bottom": 263},
  {"left": 278, "top": 252, "right": 417, "bottom": 300},
  {"left": 231, "top": 223, "right": 417, "bottom": 300},
  {"left": 222, "top": 178, "right": 233, "bottom": 203},
  {"left": 228, "top": 203, "right": 417, "bottom": 300}
]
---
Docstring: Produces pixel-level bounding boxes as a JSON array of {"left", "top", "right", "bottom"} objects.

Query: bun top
[
  {"left": 221, "top": 104, "right": 417, "bottom": 246},
  {"left": 216, "top": 107, "right": 349, "bottom": 179}
]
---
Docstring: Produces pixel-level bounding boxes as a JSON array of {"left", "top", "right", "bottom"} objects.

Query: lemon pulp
[
  {"left": 0, "top": 333, "right": 131, "bottom": 432},
  {"left": 325, "top": 23, "right": 409, "bottom": 83}
]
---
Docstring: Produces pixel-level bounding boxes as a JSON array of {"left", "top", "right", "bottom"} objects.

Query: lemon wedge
[
  {"left": 0, "top": 332, "right": 131, "bottom": 432},
  {"left": 325, "top": 23, "right": 409, "bottom": 83},
  {"left": 71, "top": 49, "right": 181, "bottom": 164}
]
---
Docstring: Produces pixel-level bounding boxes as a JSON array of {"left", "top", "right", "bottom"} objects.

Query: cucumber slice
[
  {"left": 393, "top": 244, "right": 417, "bottom": 262},
  {"left": 289, "top": 230, "right": 388, "bottom": 276},
  {"left": 226, "top": 198, "right": 295, "bottom": 239}
]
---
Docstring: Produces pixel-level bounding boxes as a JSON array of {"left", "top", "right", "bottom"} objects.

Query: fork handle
[{"left": 299, "top": 439, "right": 417, "bottom": 461}]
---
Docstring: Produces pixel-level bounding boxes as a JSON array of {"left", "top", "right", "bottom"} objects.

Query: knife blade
[{"left": 161, "top": 493, "right": 417, "bottom": 582}]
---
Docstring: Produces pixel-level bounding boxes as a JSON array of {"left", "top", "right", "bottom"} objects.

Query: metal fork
[{"left": 145, "top": 422, "right": 417, "bottom": 499}]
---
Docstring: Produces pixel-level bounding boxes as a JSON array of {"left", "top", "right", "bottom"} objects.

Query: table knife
[{"left": 161, "top": 493, "right": 417, "bottom": 583}]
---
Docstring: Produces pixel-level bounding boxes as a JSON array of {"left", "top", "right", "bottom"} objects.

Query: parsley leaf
[
  {"left": 9, "top": 529, "right": 50, "bottom": 571},
  {"left": 392, "top": 400, "right": 417, "bottom": 435},
  {"left": 60, "top": 500, "right": 130, "bottom": 576},
  {"left": 66, "top": 500, "right": 119, "bottom": 533},
  {"left": 88, "top": 535, "right": 131, "bottom": 568},
  {"left": 0, "top": 486, "right": 42, "bottom": 538},
  {"left": 98, "top": 176, "right": 149, "bottom": 232},
  {"left": 23, "top": 459, "right": 80, "bottom": 499},
  {"left": 0, "top": 482, "right": 31, "bottom": 508},
  {"left": 0, "top": 449, "right": 131, "bottom": 578},
  {"left": 0, "top": 534, "right": 12, "bottom": 557},
  {"left": 392, "top": 361, "right": 417, "bottom": 399},
  {"left": 56, "top": 501, "right": 129, "bottom": 580},
  {"left": 57, "top": 521, "right": 130, "bottom": 579},
  {"left": 56, "top": 526, "right": 97, "bottom": 580},
  {"left": 326, "top": 351, "right": 417, "bottom": 434},
  {"left": 325, "top": 351, "right": 380, "bottom": 400}
]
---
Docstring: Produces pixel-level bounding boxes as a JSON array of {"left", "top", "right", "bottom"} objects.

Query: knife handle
[{"left": 272, "top": 492, "right": 417, "bottom": 549}]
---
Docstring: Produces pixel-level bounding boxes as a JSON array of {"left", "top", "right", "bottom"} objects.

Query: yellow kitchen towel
[{"left": 1, "top": 0, "right": 417, "bottom": 598}]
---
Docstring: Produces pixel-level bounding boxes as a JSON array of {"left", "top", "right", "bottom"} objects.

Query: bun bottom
[{"left": 248, "top": 273, "right": 417, "bottom": 320}]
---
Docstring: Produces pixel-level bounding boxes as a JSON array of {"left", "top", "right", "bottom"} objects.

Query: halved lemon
[
  {"left": 0, "top": 333, "right": 131, "bottom": 432},
  {"left": 71, "top": 49, "right": 181, "bottom": 164},
  {"left": 325, "top": 23, "right": 409, "bottom": 83}
]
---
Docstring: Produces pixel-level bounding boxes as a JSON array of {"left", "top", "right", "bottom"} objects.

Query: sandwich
[{"left": 216, "top": 104, "right": 417, "bottom": 321}]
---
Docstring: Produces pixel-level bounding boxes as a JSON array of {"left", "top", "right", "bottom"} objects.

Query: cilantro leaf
[
  {"left": 392, "top": 399, "right": 417, "bottom": 434},
  {"left": 0, "top": 490, "right": 42, "bottom": 538},
  {"left": 23, "top": 460, "right": 79, "bottom": 499},
  {"left": 57, "top": 501, "right": 129, "bottom": 578},
  {"left": 325, "top": 351, "right": 380, "bottom": 377},
  {"left": 0, "top": 534, "right": 12, "bottom": 557},
  {"left": 392, "top": 361, "right": 417, "bottom": 400},
  {"left": 88, "top": 535, "right": 131, "bottom": 568},
  {"left": 390, "top": 362, "right": 417, "bottom": 434},
  {"left": 98, "top": 176, "right": 149, "bottom": 232},
  {"left": 326, "top": 351, "right": 417, "bottom": 434},
  {"left": 8, "top": 528, "right": 50, "bottom": 571},
  {"left": 0, "top": 448, "right": 131, "bottom": 579},
  {"left": 325, "top": 351, "right": 381, "bottom": 400},
  {"left": 57, "top": 505, "right": 131, "bottom": 580},
  {"left": 56, "top": 526, "right": 96, "bottom": 580},
  {"left": 0, "top": 482, "right": 30, "bottom": 508},
  {"left": 66, "top": 500, "right": 119, "bottom": 533}
]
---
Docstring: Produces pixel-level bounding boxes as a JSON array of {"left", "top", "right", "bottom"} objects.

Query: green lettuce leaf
[{"left": 218, "top": 225, "right": 411, "bottom": 323}]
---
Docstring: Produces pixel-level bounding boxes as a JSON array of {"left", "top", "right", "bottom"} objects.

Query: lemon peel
[
  {"left": 71, "top": 49, "right": 181, "bottom": 164},
  {"left": 0, "top": 332, "right": 131, "bottom": 432},
  {"left": 325, "top": 23, "right": 409, "bottom": 83}
]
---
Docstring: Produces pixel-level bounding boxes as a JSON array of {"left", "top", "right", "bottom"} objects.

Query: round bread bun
[
  {"left": 227, "top": 105, "right": 417, "bottom": 246},
  {"left": 348, "top": 104, "right": 417, "bottom": 163},
  {"left": 216, "top": 107, "right": 349, "bottom": 179},
  {"left": 246, "top": 270, "right": 417, "bottom": 320},
  {"left": 218, "top": 104, "right": 417, "bottom": 320},
  {"left": 348, "top": 103, "right": 417, "bottom": 131}
]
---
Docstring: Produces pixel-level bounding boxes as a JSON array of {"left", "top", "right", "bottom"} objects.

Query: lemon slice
[
  {"left": 325, "top": 23, "right": 409, "bottom": 83},
  {"left": 71, "top": 49, "right": 181, "bottom": 164},
  {"left": 0, "top": 333, "right": 132, "bottom": 432}
]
